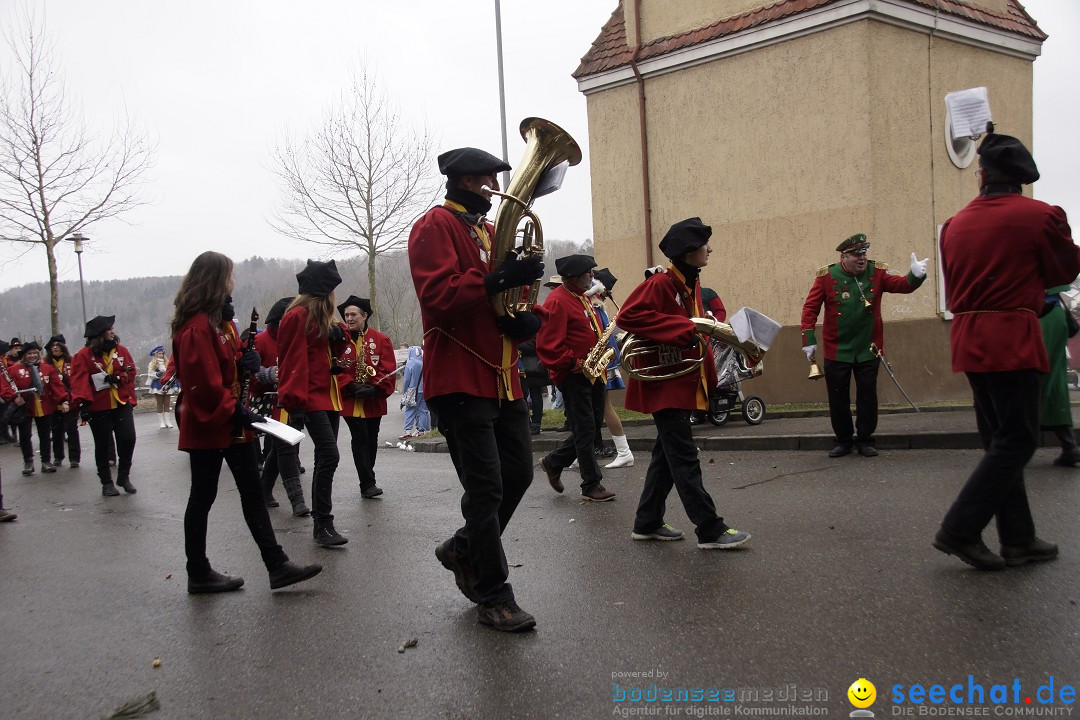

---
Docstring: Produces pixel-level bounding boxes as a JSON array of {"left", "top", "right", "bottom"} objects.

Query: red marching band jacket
[
  {"left": 941, "top": 193, "right": 1079, "bottom": 374},
  {"left": 618, "top": 267, "right": 719, "bottom": 414},
  {"left": 408, "top": 205, "right": 525, "bottom": 402},
  {"left": 9, "top": 362, "right": 67, "bottom": 417},
  {"left": 536, "top": 283, "right": 604, "bottom": 388},
  {"left": 276, "top": 306, "right": 349, "bottom": 415},
  {"left": 0, "top": 366, "right": 14, "bottom": 402},
  {"left": 70, "top": 344, "right": 138, "bottom": 412},
  {"left": 336, "top": 328, "right": 397, "bottom": 418},
  {"left": 173, "top": 313, "right": 254, "bottom": 450}
]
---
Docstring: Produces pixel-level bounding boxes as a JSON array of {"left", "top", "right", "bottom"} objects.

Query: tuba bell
[
  {"left": 486, "top": 118, "right": 581, "bottom": 319},
  {"left": 621, "top": 317, "right": 765, "bottom": 382}
]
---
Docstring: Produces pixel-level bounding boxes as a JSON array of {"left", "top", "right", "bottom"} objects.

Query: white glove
[
  {"left": 910, "top": 252, "right": 929, "bottom": 279},
  {"left": 803, "top": 345, "right": 816, "bottom": 361},
  {"left": 644, "top": 266, "right": 667, "bottom": 278}
]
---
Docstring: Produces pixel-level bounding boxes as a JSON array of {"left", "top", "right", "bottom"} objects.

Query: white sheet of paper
[
  {"left": 251, "top": 418, "right": 305, "bottom": 446},
  {"left": 945, "top": 87, "right": 991, "bottom": 140},
  {"left": 728, "top": 307, "right": 782, "bottom": 351},
  {"left": 91, "top": 372, "right": 109, "bottom": 392}
]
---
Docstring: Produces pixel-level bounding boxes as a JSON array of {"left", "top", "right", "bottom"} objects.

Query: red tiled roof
[{"left": 572, "top": 0, "right": 1046, "bottom": 79}]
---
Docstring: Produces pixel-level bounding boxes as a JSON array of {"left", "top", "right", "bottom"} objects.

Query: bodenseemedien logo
[{"left": 849, "top": 678, "right": 877, "bottom": 718}]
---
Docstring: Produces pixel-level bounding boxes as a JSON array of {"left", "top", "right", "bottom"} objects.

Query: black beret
[
  {"left": 555, "top": 254, "right": 597, "bottom": 278},
  {"left": 437, "top": 147, "right": 511, "bottom": 177},
  {"left": 836, "top": 233, "right": 870, "bottom": 254},
  {"left": 265, "top": 297, "right": 294, "bottom": 328},
  {"left": 18, "top": 341, "right": 41, "bottom": 358},
  {"left": 978, "top": 133, "right": 1039, "bottom": 184},
  {"left": 337, "top": 295, "right": 373, "bottom": 319},
  {"left": 47, "top": 334, "right": 66, "bottom": 348},
  {"left": 659, "top": 218, "right": 712, "bottom": 259},
  {"left": 592, "top": 268, "right": 617, "bottom": 294},
  {"left": 84, "top": 315, "right": 115, "bottom": 339},
  {"left": 296, "top": 259, "right": 341, "bottom": 297}
]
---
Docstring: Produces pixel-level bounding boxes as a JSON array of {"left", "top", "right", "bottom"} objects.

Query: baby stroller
[{"left": 705, "top": 339, "right": 765, "bottom": 426}]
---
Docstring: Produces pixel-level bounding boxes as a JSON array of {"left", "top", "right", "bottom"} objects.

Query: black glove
[
  {"left": 285, "top": 408, "right": 306, "bottom": 427},
  {"left": 236, "top": 405, "right": 265, "bottom": 429},
  {"left": 483, "top": 251, "right": 545, "bottom": 296},
  {"left": 328, "top": 324, "right": 346, "bottom": 343},
  {"left": 341, "top": 381, "right": 363, "bottom": 398},
  {"left": 105, "top": 374, "right": 122, "bottom": 387},
  {"left": 495, "top": 311, "right": 541, "bottom": 340},
  {"left": 79, "top": 406, "right": 92, "bottom": 423},
  {"left": 239, "top": 349, "right": 261, "bottom": 374},
  {"left": 352, "top": 384, "right": 379, "bottom": 399}
]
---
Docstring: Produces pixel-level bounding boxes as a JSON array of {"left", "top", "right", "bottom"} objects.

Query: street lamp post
[{"left": 72, "top": 232, "right": 88, "bottom": 327}]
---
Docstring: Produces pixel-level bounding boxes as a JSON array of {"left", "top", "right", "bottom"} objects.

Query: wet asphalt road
[{"left": 2, "top": 405, "right": 1079, "bottom": 720}]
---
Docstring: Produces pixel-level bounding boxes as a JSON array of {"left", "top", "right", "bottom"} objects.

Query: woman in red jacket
[
  {"left": 9, "top": 342, "right": 68, "bottom": 476},
  {"left": 171, "top": 251, "right": 321, "bottom": 593},
  {"left": 70, "top": 316, "right": 139, "bottom": 496},
  {"left": 277, "top": 259, "right": 350, "bottom": 547}
]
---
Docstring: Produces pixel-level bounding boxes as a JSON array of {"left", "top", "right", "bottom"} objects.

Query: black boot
[
  {"left": 1052, "top": 427, "right": 1080, "bottom": 467},
  {"left": 22, "top": 460, "right": 34, "bottom": 476},
  {"left": 101, "top": 481, "right": 120, "bottom": 497},
  {"left": 269, "top": 561, "right": 323, "bottom": 589},
  {"left": 282, "top": 476, "right": 309, "bottom": 517},
  {"left": 313, "top": 520, "right": 348, "bottom": 547},
  {"left": 117, "top": 476, "right": 137, "bottom": 494}
]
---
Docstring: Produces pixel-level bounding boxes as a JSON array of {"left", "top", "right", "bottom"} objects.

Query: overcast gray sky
[{"left": 0, "top": 0, "right": 1074, "bottom": 292}]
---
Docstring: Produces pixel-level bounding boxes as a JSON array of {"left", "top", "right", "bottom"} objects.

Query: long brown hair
[
  {"left": 171, "top": 251, "right": 234, "bottom": 335},
  {"left": 286, "top": 292, "right": 337, "bottom": 340}
]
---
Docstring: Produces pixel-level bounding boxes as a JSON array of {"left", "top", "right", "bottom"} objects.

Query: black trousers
[
  {"left": 941, "top": 370, "right": 1040, "bottom": 545},
  {"left": 545, "top": 373, "right": 606, "bottom": 491},
  {"left": 34, "top": 415, "right": 54, "bottom": 463},
  {"left": 430, "top": 394, "right": 533, "bottom": 605},
  {"left": 15, "top": 416, "right": 34, "bottom": 462},
  {"left": 265, "top": 416, "right": 305, "bottom": 491},
  {"left": 524, "top": 379, "right": 545, "bottom": 428},
  {"left": 50, "top": 410, "right": 81, "bottom": 464},
  {"left": 185, "top": 442, "right": 288, "bottom": 579},
  {"left": 823, "top": 358, "right": 880, "bottom": 445},
  {"left": 343, "top": 415, "right": 381, "bottom": 492},
  {"left": 87, "top": 404, "right": 136, "bottom": 484},
  {"left": 634, "top": 408, "right": 727, "bottom": 542},
  {"left": 292, "top": 411, "right": 339, "bottom": 522}
]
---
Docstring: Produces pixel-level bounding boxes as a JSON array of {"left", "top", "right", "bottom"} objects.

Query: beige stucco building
[{"left": 574, "top": 0, "right": 1046, "bottom": 403}]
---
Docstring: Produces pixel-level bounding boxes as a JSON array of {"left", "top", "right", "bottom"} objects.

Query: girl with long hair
[
  {"left": 171, "top": 250, "right": 321, "bottom": 593},
  {"left": 276, "top": 259, "right": 350, "bottom": 547}
]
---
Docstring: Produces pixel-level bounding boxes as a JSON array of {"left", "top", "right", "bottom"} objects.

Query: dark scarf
[
  {"left": 100, "top": 339, "right": 117, "bottom": 354},
  {"left": 672, "top": 259, "right": 701, "bottom": 296},
  {"left": 980, "top": 183, "right": 1022, "bottom": 197},
  {"left": 445, "top": 186, "right": 492, "bottom": 220},
  {"left": 222, "top": 295, "right": 235, "bottom": 323}
]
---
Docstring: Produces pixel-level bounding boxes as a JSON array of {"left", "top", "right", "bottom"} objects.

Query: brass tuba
[
  {"left": 487, "top": 118, "right": 582, "bottom": 319},
  {"left": 621, "top": 317, "right": 764, "bottom": 382}
]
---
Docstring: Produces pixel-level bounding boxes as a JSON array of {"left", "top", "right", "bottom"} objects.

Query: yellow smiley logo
[{"left": 848, "top": 678, "right": 876, "bottom": 708}]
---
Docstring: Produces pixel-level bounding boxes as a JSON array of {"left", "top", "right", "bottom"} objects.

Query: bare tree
[
  {"left": 374, "top": 250, "right": 422, "bottom": 346},
  {"left": 0, "top": 7, "right": 153, "bottom": 335},
  {"left": 270, "top": 65, "right": 441, "bottom": 323}
]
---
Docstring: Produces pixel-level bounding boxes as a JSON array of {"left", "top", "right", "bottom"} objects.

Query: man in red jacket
[
  {"left": 409, "top": 146, "right": 544, "bottom": 633},
  {"left": 935, "top": 132, "right": 1079, "bottom": 571},
  {"left": 10, "top": 342, "right": 68, "bottom": 476},
  {"left": 70, "top": 316, "right": 139, "bottom": 496},
  {"left": 336, "top": 295, "right": 397, "bottom": 499},
  {"left": 618, "top": 218, "right": 751, "bottom": 549},
  {"left": 0, "top": 364, "right": 15, "bottom": 521},
  {"left": 536, "top": 253, "right": 616, "bottom": 502}
]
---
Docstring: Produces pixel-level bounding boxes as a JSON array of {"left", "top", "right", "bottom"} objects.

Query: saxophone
[{"left": 582, "top": 297, "right": 621, "bottom": 383}]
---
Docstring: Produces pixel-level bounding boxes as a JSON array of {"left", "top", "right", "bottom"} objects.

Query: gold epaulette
[
  {"left": 816, "top": 266, "right": 830, "bottom": 277},
  {"left": 875, "top": 261, "right": 889, "bottom": 270}
]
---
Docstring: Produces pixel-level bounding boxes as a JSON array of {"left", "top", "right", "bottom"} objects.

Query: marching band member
[
  {"left": 0, "top": 364, "right": 15, "bottom": 521},
  {"left": 171, "top": 250, "right": 321, "bottom": 593},
  {"left": 254, "top": 296, "right": 310, "bottom": 515},
  {"left": 536, "top": 254, "right": 616, "bottom": 502},
  {"left": 801, "top": 234, "right": 927, "bottom": 458},
  {"left": 47, "top": 335, "right": 81, "bottom": 468},
  {"left": 277, "top": 260, "right": 351, "bottom": 547},
  {"left": 336, "top": 295, "right": 396, "bottom": 500},
  {"left": 589, "top": 268, "right": 634, "bottom": 468},
  {"left": 618, "top": 218, "right": 750, "bottom": 549},
  {"left": 935, "top": 132, "right": 1079, "bottom": 570},
  {"left": 70, "top": 316, "right": 139, "bottom": 496},
  {"left": 10, "top": 342, "right": 67, "bottom": 476},
  {"left": 409, "top": 146, "right": 544, "bottom": 632}
]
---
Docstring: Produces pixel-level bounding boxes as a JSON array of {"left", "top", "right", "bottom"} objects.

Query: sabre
[{"left": 870, "top": 343, "right": 919, "bottom": 413}]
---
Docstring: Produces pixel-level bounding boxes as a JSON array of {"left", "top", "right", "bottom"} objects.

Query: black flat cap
[
  {"left": 265, "top": 297, "right": 294, "bottom": 328},
  {"left": 592, "top": 268, "right": 617, "bottom": 295},
  {"left": 978, "top": 133, "right": 1039, "bottom": 184},
  {"left": 836, "top": 233, "right": 870, "bottom": 254},
  {"left": 437, "top": 147, "right": 511, "bottom": 177},
  {"left": 659, "top": 218, "right": 712, "bottom": 259},
  {"left": 18, "top": 341, "right": 41, "bottom": 358},
  {"left": 9, "top": 337, "right": 21, "bottom": 347},
  {"left": 84, "top": 315, "right": 115, "bottom": 338},
  {"left": 296, "top": 259, "right": 341, "bottom": 297},
  {"left": 46, "top": 334, "right": 66, "bottom": 348},
  {"left": 337, "top": 295, "right": 373, "bottom": 319},
  {"left": 555, "top": 254, "right": 597, "bottom": 278}
]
